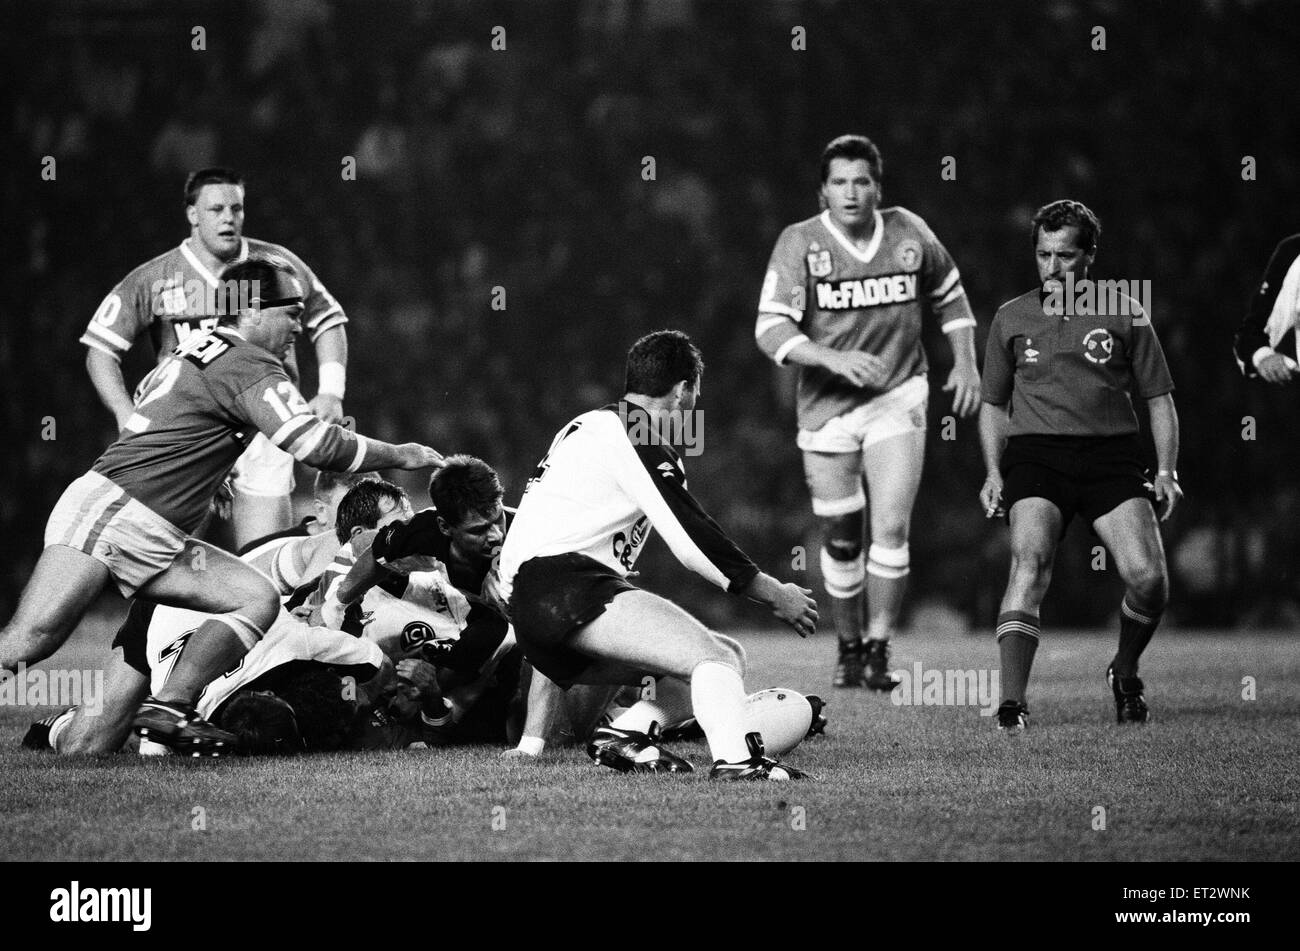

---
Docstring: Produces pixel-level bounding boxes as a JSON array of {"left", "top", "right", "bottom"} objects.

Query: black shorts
[
  {"left": 111, "top": 600, "right": 157, "bottom": 677},
  {"left": 1001, "top": 434, "right": 1155, "bottom": 530},
  {"left": 508, "top": 553, "right": 637, "bottom": 687}
]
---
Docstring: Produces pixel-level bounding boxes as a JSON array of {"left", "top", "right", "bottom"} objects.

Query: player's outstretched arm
[
  {"left": 1147, "top": 393, "right": 1182, "bottom": 521},
  {"left": 307, "top": 324, "right": 348, "bottom": 423},
  {"left": 743, "top": 571, "right": 818, "bottom": 638},
  {"left": 979, "top": 402, "right": 1010, "bottom": 518}
]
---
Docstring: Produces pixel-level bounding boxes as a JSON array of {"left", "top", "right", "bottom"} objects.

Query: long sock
[
  {"left": 155, "top": 616, "right": 259, "bottom": 705},
  {"left": 690, "top": 661, "right": 751, "bottom": 763},
  {"left": 865, "top": 565, "right": 907, "bottom": 641},
  {"left": 996, "top": 611, "right": 1041, "bottom": 704},
  {"left": 828, "top": 592, "right": 863, "bottom": 650},
  {"left": 611, "top": 677, "right": 694, "bottom": 734},
  {"left": 1112, "top": 597, "right": 1162, "bottom": 678}
]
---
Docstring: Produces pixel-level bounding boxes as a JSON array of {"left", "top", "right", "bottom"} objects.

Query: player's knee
[
  {"left": 714, "top": 634, "right": 746, "bottom": 673},
  {"left": 244, "top": 582, "right": 280, "bottom": 631},
  {"left": 1128, "top": 563, "right": 1169, "bottom": 608},
  {"left": 867, "top": 542, "right": 909, "bottom": 581},
  {"left": 1009, "top": 547, "right": 1053, "bottom": 584}
]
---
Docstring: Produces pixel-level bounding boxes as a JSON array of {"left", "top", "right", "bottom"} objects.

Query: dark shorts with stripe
[
  {"left": 508, "top": 553, "right": 638, "bottom": 687},
  {"left": 1001, "top": 434, "right": 1155, "bottom": 530}
]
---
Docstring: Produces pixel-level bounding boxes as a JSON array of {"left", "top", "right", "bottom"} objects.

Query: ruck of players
[{"left": 20, "top": 127, "right": 1265, "bottom": 783}]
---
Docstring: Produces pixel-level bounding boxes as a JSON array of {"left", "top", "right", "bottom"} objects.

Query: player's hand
[
  {"left": 944, "top": 364, "right": 981, "bottom": 418},
  {"left": 980, "top": 472, "right": 1005, "bottom": 519},
  {"left": 1151, "top": 472, "right": 1182, "bottom": 522},
  {"left": 211, "top": 476, "right": 234, "bottom": 522},
  {"left": 398, "top": 443, "right": 445, "bottom": 470},
  {"left": 1256, "top": 352, "right": 1299, "bottom": 385},
  {"left": 309, "top": 392, "right": 345, "bottom": 423},
  {"left": 290, "top": 603, "right": 314, "bottom": 622},
  {"left": 396, "top": 658, "right": 439, "bottom": 694},
  {"left": 820, "top": 350, "right": 890, "bottom": 389},
  {"left": 771, "top": 582, "right": 818, "bottom": 638}
]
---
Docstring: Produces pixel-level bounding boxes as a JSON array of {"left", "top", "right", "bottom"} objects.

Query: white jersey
[
  {"left": 145, "top": 605, "right": 383, "bottom": 720},
  {"left": 498, "top": 402, "right": 760, "bottom": 603},
  {"left": 319, "top": 539, "right": 472, "bottom": 658}
]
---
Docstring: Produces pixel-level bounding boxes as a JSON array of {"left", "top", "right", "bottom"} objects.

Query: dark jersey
[
  {"left": 982, "top": 288, "right": 1174, "bottom": 438},
  {"left": 372, "top": 507, "right": 513, "bottom": 603},
  {"left": 1233, "top": 234, "right": 1300, "bottom": 377},
  {"left": 498, "top": 402, "right": 760, "bottom": 602},
  {"left": 92, "top": 327, "right": 369, "bottom": 532}
]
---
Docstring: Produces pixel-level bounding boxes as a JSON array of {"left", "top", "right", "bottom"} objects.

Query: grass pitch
[{"left": 1, "top": 623, "right": 1296, "bottom": 862}]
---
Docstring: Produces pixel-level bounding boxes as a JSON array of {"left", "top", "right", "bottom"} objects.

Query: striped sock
[
  {"left": 1112, "top": 597, "right": 1162, "bottom": 678},
  {"left": 996, "top": 611, "right": 1041, "bottom": 704}
]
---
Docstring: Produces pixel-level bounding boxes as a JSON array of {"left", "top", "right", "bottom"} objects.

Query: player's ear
[
  {"left": 186, "top": 204, "right": 199, "bottom": 228},
  {"left": 436, "top": 515, "right": 452, "bottom": 537}
]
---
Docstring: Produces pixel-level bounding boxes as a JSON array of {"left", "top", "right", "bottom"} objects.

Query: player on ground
[
  {"left": 1233, "top": 232, "right": 1300, "bottom": 384},
  {"left": 81, "top": 167, "right": 351, "bottom": 549},
  {"left": 498, "top": 330, "right": 819, "bottom": 781},
  {"left": 1, "top": 255, "right": 441, "bottom": 755},
  {"left": 755, "top": 134, "right": 981, "bottom": 690},
  {"left": 979, "top": 200, "right": 1182, "bottom": 731}
]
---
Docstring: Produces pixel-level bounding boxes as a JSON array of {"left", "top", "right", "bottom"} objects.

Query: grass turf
[{"left": 1, "top": 624, "right": 1296, "bottom": 861}]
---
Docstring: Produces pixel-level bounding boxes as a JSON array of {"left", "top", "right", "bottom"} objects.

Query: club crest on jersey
[
  {"left": 807, "top": 246, "right": 832, "bottom": 278},
  {"left": 1083, "top": 328, "right": 1115, "bottom": 364},
  {"left": 815, "top": 273, "right": 918, "bottom": 310},
  {"left": 400, "top": 620, "right": 436, "bottom": 652},
  {"left": 894, "top": 239, "right": 922, "bottom": 272}
]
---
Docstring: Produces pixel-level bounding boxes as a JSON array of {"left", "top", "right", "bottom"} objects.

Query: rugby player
[
  {"left": 24, "top": 478, "right": 416, "bottom": 755},
  {"left": 81, "top": 167, "right": 350, "bottom": 549},
  {"left": 979, "top": 200, "right": 1182, "bottom": 731},
  {"left": 756, "top": 134, "right": 980, "bottom": 690},
  {"left": 498, "top": 330, "right": 819, "bottom": 781},
  {"left": 1233, "top": 233, "right": 1300, "bottom": 384},
  {"left": 1, "top": 255, "right": 441, "bottom": 755}
]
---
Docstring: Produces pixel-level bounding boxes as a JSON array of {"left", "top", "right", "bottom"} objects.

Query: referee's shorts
[
  {"left": 507, "top": 553, "right": 638, "bottom": 687},
  {"left": 1001, "top": 433, "right": 1156, "bottom": 529}
]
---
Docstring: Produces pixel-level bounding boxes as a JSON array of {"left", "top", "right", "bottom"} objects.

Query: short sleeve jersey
[
  {"left": 92, "top": 327, "right": 367, "bottom": 531},
  {"left": 756, "top": 207, "right": 976, "bottom": 431},
  {"left": 981, "top": 288, "right": 1174, "bottom": 437},
  {"left": 81, "top": 237, "right": 346, "bottom": 362}
]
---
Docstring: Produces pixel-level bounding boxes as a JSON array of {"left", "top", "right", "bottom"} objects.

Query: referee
[{"left": 978, "top": 200, "right": 1183, "bottom": 731}]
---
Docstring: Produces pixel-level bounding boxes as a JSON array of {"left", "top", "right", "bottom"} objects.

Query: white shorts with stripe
[
  {"left": 44, "top": 471, "right": 188, "bottom": 597},
  {"left": 797, "top": 375, "right": 929, "bottom": 454},
  {"left": 230, "top": 432, "right": 296, "bottom": 497}
]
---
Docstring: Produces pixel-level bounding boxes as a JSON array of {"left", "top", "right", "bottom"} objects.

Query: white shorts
[
  {"left": 44, "top": 471, "right": 188, "bottom": 597},
  {"left": 797, "top": 376, "right": 929, "bottom": 454},
  {"left": 230, "top": 432, "right": 296, "bottom": 497}
]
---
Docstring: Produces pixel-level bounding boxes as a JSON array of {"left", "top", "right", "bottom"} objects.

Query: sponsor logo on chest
[{"left": 816, "top": 273, "right": 918, "bottom": 310}]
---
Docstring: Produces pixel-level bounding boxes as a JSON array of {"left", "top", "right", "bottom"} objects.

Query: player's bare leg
[
  {"left": 803, "top": 450, "right": 867, "bottom": 687},
  {"left": 1092, "top": 498, "right": 1168, "bottom": 723},
  {"left": 0, "top": 546, "right": 109, "bottom": 673},
  {"left": 230, "top": 490, "right": 293, "bottom": 552},
  {"left": 996, "top": 498, "right": 1062, "bottom": 730},
  {"left": 861, "top": 428, "right": 926, "bottom": 689},
  {"left": 56, "top": 650, "right": 149, "bottom": 754},
  {"left": 570, "top": 589, "right": 759, "bottom": 766},
  {"left": 131, "top": 540, "right": 280, "bottom": 753}
]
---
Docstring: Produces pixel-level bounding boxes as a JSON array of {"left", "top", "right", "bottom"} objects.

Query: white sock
[
  {"left": 610, "top": 677, "right": 694, "bottom": 734},
  {"left": 690, "top": 661, "right": 751, "bottom": 763},
  {"left": 47, "top": 708, "right": 77, "bottom": 751}
]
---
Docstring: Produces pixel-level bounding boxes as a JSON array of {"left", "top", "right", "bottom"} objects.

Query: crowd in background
[{"left": 5, "top": 0, "right": 1299, "bottom": 629}]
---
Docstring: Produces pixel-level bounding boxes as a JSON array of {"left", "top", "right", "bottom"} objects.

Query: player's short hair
[
  {"left": 429, "top": 455, "right": 503, "bottom": 527},
  {"left": 313, "top": 470, "right": 376, "bottom": 502},
  {"left": 215, "top": 254, "right": 303, "bottom": 324},
  {"left": 335, "top": 478, "right": 409, "bottom": 543},
  {"left": 185, "top": 167, "right": 244, "bottom": 206},
  {"left": 1031, "top": 200, "right": 1102, "bottom": 253},
  {"left": 274, "top": 668, "right": 357, "bottom": 751},
  {"left": 218, "top": 691, "right": 303, "bottom": 755},
  {"left": 819, "top": 135, "right": 883, "bottom": 184},
  {"left": 624, "top": 329, "right": 705, "bottom": 397}
]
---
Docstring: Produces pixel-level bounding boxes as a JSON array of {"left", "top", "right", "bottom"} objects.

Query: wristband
[
  {"left": 1157, "top": 469, "right": 1178, "bottom": 480},
  {"left": 318, "top": 362, "right": 346, "bottom": 399}
]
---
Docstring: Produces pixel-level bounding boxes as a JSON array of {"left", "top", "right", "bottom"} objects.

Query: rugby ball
[{"left": 745, "top": 688, "right": 816, "bottom": 756}]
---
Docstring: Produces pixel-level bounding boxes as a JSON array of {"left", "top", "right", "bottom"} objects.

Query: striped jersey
[
  {"left": 756, "top": 207, "right": 976, "bottom": 431},
  {"left": 497, "top": 401, "right": 760, "bottom": 603},
  {"left": 92, "top": 327, "right": 369, "bottom": 532},
  {"left": 81, "top": 237, "right": 345, "bottom": 363}
]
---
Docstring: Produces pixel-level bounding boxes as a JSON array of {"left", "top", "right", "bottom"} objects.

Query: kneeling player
[
  {"left": 979, "top": 200, "right": 1182, "bottom": 731},
  {"left": 499, "top": 330, "right": 819, "bottom": 781}
]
